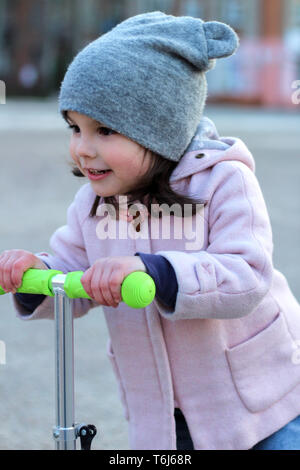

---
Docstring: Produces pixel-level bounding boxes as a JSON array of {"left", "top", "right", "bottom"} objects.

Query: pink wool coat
[{"left": 12, "top": 124, "right": 300, "bottom": 450}]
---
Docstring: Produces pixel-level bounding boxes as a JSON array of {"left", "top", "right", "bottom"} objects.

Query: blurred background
[
  {"left": 0, "top": 0, "right": 300, "bottom": 107},
  {"left": 0, "top": 0, "right": 299, "bottom": 451}
]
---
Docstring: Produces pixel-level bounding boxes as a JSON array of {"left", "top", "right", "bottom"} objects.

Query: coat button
[{"left": 195, "top": 153, "right": 205, "bottom": 158}]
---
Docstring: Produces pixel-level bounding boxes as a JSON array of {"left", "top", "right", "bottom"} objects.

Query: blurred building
[{"left": 0, "top": 0, "right": 299, "bottom": 108}]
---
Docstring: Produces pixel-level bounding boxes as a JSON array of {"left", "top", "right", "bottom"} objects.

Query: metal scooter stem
[
  {"left": 0, "top": 268, "right": 154, "bottom": 449},
  {"left": 52, "top": 275, "right": 76, "bottom": 450},
  {"left": 51, "top": 274, "right": 97, "bottom": 450}
]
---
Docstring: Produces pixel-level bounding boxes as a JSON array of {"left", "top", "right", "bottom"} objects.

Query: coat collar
[{"left": 170, "top": 116, "right": 255, "bottom": 183}]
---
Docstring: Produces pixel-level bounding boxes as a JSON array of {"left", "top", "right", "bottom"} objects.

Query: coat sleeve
[
  {"left": 11, "top": 185, "right": 99, "bottom": 320},
  {"left": 154, "top": 162, "right": 274, "bottom": 320}
]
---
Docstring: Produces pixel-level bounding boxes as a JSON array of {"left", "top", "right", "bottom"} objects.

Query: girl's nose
[{"left": 76, "top": 137, "right": 97, "bottom": 159}]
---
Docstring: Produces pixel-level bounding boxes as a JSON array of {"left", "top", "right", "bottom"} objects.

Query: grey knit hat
[{"left": 59, "top": 11, "right": 239, "bottom": 162}]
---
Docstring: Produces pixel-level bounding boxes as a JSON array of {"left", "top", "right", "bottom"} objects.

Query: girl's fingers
[
  {"left": 0, "top": 252, "right": 9, "bottom": 291},
  {"left": 2, "top": 258, "right": 14, "bottom": 292},
  {"left": 81, "top": 268, "right": 109, "bottom": 306},
  {"left": 80, "top": 269, "right": 94, "bottom": 300},
  {"left": 11, "top": 257, "right": 29, "bottom": 289},
  {"left": 81, "top": 261, "right": 124, "bottom": 307},
  {"left": 108, "top": 270, "right": 123, "bottom": 304},
  {"left": 92, "top": 268, "right": 114, "bottom": 306},
  {"left": 0, "top": 250, "right": 44, "bottom": 293}
]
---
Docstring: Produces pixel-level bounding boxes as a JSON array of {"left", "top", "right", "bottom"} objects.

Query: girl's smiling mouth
[{"left": 87, "top": 168, "right": 112, "bottom": 180}]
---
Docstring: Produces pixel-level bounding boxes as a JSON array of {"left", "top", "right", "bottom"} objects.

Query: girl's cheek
[
  {"left": 69, "top": 142, "right": 75, "bottom": 159},
  {"left": 69, "top": 142, "right": 79, "bottom": 166}
]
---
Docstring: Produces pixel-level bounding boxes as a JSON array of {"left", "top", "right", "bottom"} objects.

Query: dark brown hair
[
  {"left": 70, "top": 151, "right": 207, "bottom": 219},
  {"left": 63, "top": 110, "right": 207, "bottom": 219}
]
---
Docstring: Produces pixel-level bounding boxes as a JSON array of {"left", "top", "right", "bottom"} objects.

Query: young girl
[{"left": 1, "top": 11, "right": 300, "bottom": 450}]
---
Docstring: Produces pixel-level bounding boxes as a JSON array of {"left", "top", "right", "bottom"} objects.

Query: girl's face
[{"left": 67, "top": 111, "right": 152, "bottom": 197}]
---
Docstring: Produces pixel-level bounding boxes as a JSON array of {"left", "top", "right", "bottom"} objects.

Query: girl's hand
[
  {"left": 0, "top": 249, "right": 48, "bottom": 294},
  {"left": 80, "top": 256, "right": 146, "bottom": 308}
]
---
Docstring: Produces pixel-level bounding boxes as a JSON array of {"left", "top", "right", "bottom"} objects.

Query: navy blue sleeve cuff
[
  {"left": 135, "top": 252, "right": 178, "bottom": 311},
  {"left": 14, "top": 261, "right": 52, "bottom": 314}
]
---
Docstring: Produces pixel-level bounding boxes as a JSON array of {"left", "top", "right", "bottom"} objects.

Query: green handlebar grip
[
  {"left": 0, "top": 269, "right": 63, "bottom": 297},
  {"left": 121, "top": 271, "right": 156, "bottom": 309},
  {"left": 64, "top": 270, "right": 156, "bottom": 308},
  {"left": 63, "top": 271, "right": 91, "bottom": 299}
]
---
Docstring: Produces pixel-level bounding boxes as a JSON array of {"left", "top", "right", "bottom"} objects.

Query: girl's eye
[
  {"left": 67, "top": 124, "right": 115, "bottom": 136},
  {"left": 67, "top": 124, "right": 80, "bottom": 133},
  {"left": 98, "top": 127, "right": 116, "bottom": 136}
]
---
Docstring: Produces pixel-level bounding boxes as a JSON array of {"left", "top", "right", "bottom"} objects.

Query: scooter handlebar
[{"left": 0, "top": 268, "right": 156, "bottom": 309}]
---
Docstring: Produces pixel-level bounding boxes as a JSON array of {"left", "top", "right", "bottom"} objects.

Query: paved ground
[{"left": 0, "top": 98, "right": 299, "bottom": 450}]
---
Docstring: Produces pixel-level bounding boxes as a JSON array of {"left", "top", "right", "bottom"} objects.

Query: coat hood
[{"left": 170, "top": 116, "right": 255, "bottom": 183}]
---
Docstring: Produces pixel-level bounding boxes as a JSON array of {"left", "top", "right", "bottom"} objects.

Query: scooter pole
[
  {"left": 50, "top": 270, "right": 155, "bottom": 450},
  {"left": 52, "top": 274, "right": 77, "bottom": 450},
  {"left": 0, "top": 268, "right": 155, "bottom": 450}
]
